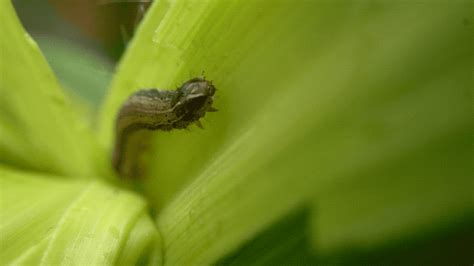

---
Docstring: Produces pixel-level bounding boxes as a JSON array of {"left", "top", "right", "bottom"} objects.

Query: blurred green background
[{"left": 10, "top": 1, "right": 473, "bottom": 265}]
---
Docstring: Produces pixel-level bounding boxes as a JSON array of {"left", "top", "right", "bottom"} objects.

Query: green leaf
[
  {"left": 101, "top": 0, "right": 472, "bottom": 264},
  {"left": 312, "top": 129, "right": 472, "bottom": 252},
  {"left": 0, "top": 166, "right": 161, "bottom": 265},
  {"left": 0, "top": 1, "right": 101, "bottom": 178}
]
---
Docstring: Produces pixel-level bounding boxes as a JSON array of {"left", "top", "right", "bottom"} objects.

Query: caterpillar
[{"left": 112, "top": 77, "right": 217, "bottom": 179}]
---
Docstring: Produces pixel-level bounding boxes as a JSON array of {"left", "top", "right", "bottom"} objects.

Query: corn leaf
[
  {"left": 0, "top": 166, "right": 161, "bottom": 265},
  {"left": 99, "top": 0, "right": 472, "bottom": 264},
  {"left": 0, "top": 1, "right": 101, "bottom": 178}
]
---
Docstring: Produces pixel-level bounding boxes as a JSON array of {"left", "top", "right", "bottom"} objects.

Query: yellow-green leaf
[
  {"left": 100, "top": 1, "right": 472, "bottom": 264},
  {"left": 0, "top": 166, "right": 161, "bottom": 265},
  {"left": 0, "top": 1, "right": 100, "bottom": 178}
]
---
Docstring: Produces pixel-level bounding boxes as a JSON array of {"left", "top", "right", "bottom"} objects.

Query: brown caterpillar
[{"left": 112, "top": 77, "right": 217, "bottom": 179}]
